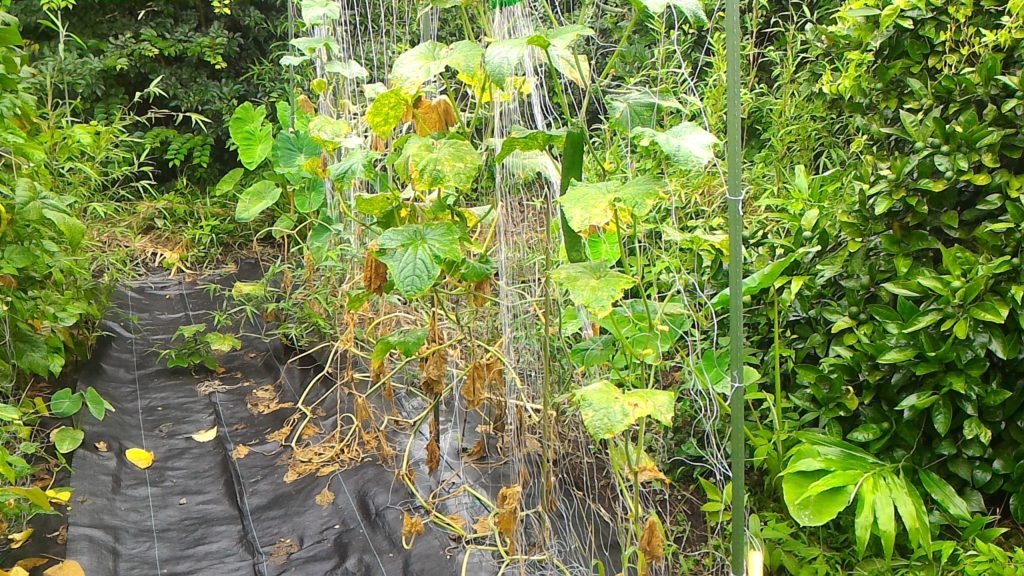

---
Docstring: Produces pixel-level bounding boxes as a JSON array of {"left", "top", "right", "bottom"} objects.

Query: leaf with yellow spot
[{"left": 125, "top": 448, "right": 155, "bottom": 469}]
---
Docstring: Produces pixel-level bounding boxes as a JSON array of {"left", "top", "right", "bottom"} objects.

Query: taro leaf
[
  {"left": 636, "top": 0, "right": 708, "bottom": 25},
  {"left": 308, "top": 115, "right": 352, "bottom": 149},
  {"left": 229, "top": 103, "right": 274, "bottom": 170},
  {"left": 366, "top": 88, "right": 411, "bottom": 139},
  {"left": 371, "top": 328, "right": 428, "bottom": 366},
  {"left": 272, "top": 214, "right": 295, "bottom": 239},
  {"left": 574, "top": 380, "right": 675, "bottom": 440},
  {"left": 495, "top": 128, "right": 566, "bottom": 163},
  {"left": 235, "top": 180, "right": 281, "bottom": 222},
  {"left": 376, "top": 222, "right": 463, "bottom": 296},
  {"left": 324, "top": 59, "right": 369, "bottom": 79},
  {"left": 214, "top": 168, "right": 245, "bottom": 197},
  {"left": 558, "top": 176, "right": 665, "bottom": 233},
  {"left": 84, "top": 386, "right": 112, "bottom": 421},
  {"left": 391, "top": 41, "right": 449, "bottom": 90},
  {"left": 632, "top": 122, "right": 718, "bottom": 169},
  {"left": 271, "top": 131, "right": 322, "bottom": 177},
  {"left": 918, "top": 468, "right": 971, "bottom": 522},
  {"left": 49, "top": 389, "right": 82, "bottom": 418},
  {"left": 275, "top": 100, "right": 312, "bottom": 132},
  {"left": 395, "top": 135, "right": 482, "bottom": 192},
  {"left": 300, "top": 0, "right": 341, "bottom": 22},
  {"left": 781, "top": 447, "right": 857, "bottom": 526},
  {"left": 710, "top": 255, "right": 796, "bottom": 309},
  {"left": 294, "top": 179, "right": 326, "bottom": 213},
  {"left": 550, "top": 261, "right": 635, "bottom": 318},
  {"left": 606, "top": 89, "right": 685, "bottom": 130},
  {"left": 50, "top": 427, "right": 84, "bottom": 454}
]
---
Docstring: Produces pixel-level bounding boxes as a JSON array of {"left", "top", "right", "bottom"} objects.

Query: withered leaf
[{"left": 315, "top": 485, "right": 335, "bottom": 508}]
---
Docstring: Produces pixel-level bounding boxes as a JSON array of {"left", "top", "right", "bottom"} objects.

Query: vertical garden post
[{"left": 725, "top": 0, "right": 745, "bottom": 570}]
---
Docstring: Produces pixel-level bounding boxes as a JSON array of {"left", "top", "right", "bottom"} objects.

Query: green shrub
[
  {"left": 12, "top": 0, "right": 289, "bottom": 181},
  {"left": 760, "top": 0, "right": 1024, "bottom": 559}
]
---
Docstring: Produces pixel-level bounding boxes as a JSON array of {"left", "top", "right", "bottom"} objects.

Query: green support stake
[{"left": 725, "top": 0, "right": 746, "bottom": 570}]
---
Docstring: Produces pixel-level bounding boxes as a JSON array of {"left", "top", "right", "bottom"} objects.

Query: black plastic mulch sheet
[{"left": 67, "top": 265, "right": 462, "bottom": 576}]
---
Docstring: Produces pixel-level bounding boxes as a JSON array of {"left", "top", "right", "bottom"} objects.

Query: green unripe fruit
[
  {"left": 944, "top": 170, "right": 955, "bottom": 181},
  {"left": 913, "top": 142, "right": 925, "bottom": 152},
  {"left": 940, "top": 145, "right": 950, "bottom": 154},
  {"left": 848, "top": 305, "right": 861, "bottom": 315},
  {"left": 801, "top": 231, "right": 813, "bottom": 240}
]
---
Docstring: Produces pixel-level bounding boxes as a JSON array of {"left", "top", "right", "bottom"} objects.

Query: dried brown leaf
[
  {"left": 425, "top": 435, "right": 440, "bottom": 475},
  {"left": 412, "top": 96, "right": 458, "bottom": 135},
  {"left": 402, "top": 512, "right": 426, "bottom": 546},
  {"left": 315, "top": 485, "right": 335, "bottom": 508},
  {"left": 270, "top": 538, "right": 299, "bottom": 566},
  {"left": 363, "top": 251, "right": 388, "bottom": 296},
  {"left": 231, "top": 444, "right": 250, "bottom": 459},
  {"left": 639, "top": 514, "right": 665, "bottom": 575},
  {"left": 495, "top": 484, "right": 521, "bottom": 545},
  {"left": 464, "top": 439, "right": 487, "bottom": 462}
]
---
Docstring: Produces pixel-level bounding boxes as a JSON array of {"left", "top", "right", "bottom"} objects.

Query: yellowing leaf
[
  {"left": 191, "top": 426, "right": 218, "bottom": 443},
  {"left": 43, "top": 560, "right": 85, "bottom": 576},
  {"left": 46, "top": 488, "right": 73, "bottom": 505},
  {"left": 125, "top": 448, "right": 155, "bottom": 469},
  {"left": 15, "top": 558, "right": 49, "bottom": 570},
  {"left": 7, "top": 528, "right": 32, "bottom": 549}
]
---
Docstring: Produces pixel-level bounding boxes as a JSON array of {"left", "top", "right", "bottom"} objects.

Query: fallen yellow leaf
[
  {"left": 94, "top": 441, "right": 109, "bottom": 452},
  {"left": 46, "top": 489, "right": 73, "bottom": 505},
  {"left": 15, "top": 558, "right": 49, "bottom": 570},
  {"left": 125, "top": 448, "right": 155, "bottom": 469},
  {"left": 0, "top": 566, "right": 30, "bottom": 576},
  {"left": 43, "top": 560, "right": 85, "bottom": 576},
  {"left": 7, "top": 528, "right": 32, "bottom": 549},
  {"left": 191, "top": 426, "right": 218, "bottom": 443}
]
